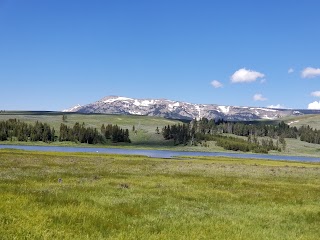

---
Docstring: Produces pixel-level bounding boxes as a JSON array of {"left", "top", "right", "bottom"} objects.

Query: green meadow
[
  {"left": 283, "top": 114, "right": 320, "bottom": 130},
  {"left": 0, "top": 149, "right": 319, "bottom": 239},
  {"left": 0, "top": 111, "right": 181, "bottom": 148}
]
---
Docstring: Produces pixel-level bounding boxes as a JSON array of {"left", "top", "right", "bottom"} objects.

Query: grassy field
[
  {"left": 0, "top": 149, "right": 319, "bottom": 239},
  {"left": 0, "top": 111, "right": 182, "bottom": 148},
  {"left": 283, "top": 114, "right": 320, "bottom": 129},
  {"left": 0, "top": 111, "right": 181, "bottom": 134}
]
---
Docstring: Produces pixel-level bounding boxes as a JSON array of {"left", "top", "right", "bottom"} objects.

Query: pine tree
[{"left": 62, "top": 114, "right": 67, "bottom": 122}]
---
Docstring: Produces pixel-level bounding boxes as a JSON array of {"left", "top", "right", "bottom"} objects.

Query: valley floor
[
  {"left": 1, "top": 112, "right": 320, "bottom": 158},
  {"left": 1, "top": 150, "right": 320, "bottom": 239},
  {"left": 1, "top": 136, "right": 320, "bottom": 159}
]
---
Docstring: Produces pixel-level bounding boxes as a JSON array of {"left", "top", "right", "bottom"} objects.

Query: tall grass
[{"left": 0, "top": 149, "right": 319, "bottom": 239}]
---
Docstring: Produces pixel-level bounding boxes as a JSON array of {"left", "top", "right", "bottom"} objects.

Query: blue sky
[{"left": 1, "top": 0, "right": 320, "bottom": 110}]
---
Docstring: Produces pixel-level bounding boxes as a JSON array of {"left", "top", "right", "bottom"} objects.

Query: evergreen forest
[
  {"left": 162, "top": 118, "right": 320, "bottom": 153},
  {"left": 0, "top": 119, "right": 131, "bottom": 144}
]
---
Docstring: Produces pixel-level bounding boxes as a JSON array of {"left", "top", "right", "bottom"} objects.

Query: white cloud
[
  {"left": 288, "top": 68, "right": 294, "bottom": 74},
  {"left": 301, "top": 67, "right": 320, "bottom": 78},
  {"left": 267, "top": 104, "right": 284, "bottom": 109},
  {"left": 210, "top": 80, "right": 223, "bottom": 88},
  {"left": 231, "top": 68, "right": 265, "bottom": 83},
  {"left": 308, "top": 101, "right": 320, "bottom": 109},
  {"left": 253, "top": 93, "right": 267, "bottom": 101},
  {"left": 311, "top": 91, "right": 320, "bottom": 97}
]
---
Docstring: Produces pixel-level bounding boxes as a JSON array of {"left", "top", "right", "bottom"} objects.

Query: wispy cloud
[
  {"left": 231, "top": 68, "right": 265, "bottom": 83},
  {"left": 267, "top": 104, "right": 284, "bottom": 109},
  {"left": 253, "top": 93, "right": 267, "bottom": 101},
  {"left": 308, "top": 101, "right": 320, "bottom": 109},
  {"left": 210, "top": 80, "right": 223, "bottom": 88},
  {"left": 311, "top": 91, "right": 320, "bottom": 97},
  {"left": 301, "top": 67, "right": 320, "bottom": 78},
  {"left": 288, "top": 68, "right": 294, "bottom": 74}
]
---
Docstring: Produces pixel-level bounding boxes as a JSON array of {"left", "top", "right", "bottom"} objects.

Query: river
[{"left": 1, "top": 144, "right": 320, "bottom": 162}]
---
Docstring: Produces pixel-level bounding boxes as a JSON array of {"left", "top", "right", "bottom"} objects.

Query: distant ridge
[{"left": 63, "top": 96, "right": 320, "bottom": 121}]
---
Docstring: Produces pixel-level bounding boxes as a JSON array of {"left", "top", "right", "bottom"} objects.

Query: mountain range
[{"left": 63, "top": 96, "right": 320, "bottom": 121}]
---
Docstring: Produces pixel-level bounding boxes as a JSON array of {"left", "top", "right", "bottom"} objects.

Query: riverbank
[
  {"left": 0, "top": 150, "right": 319, "bottom": 239},
  {"left": 1, "top": 144, "right": 320, "bottom": 162},
  {"left": 1, "top": 137, "right": 320, "bottom": 160}
]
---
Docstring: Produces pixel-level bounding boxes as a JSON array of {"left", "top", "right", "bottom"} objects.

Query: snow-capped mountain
[
  {"left": 63, "top": 96, "right": 319, "bottom": 121},
  {"left": 64, "top": 104, "right": 82, "bottom": 112}
]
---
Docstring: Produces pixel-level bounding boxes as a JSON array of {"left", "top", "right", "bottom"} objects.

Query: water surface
[{"left": 1, "top": 144, "right": 320, "bottom": 162}]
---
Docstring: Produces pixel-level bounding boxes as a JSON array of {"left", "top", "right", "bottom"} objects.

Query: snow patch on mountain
[
  {"left": 195, "top": 105, "right": 202, "bottom": 120},
  {"left": 103, "top": 96, "right": 133, "bottom": 103},
  {"left": 140, "top": 100, "right": 155, "bottom": 106},
  {"left": 293, "top": 111, "right": 302, "bottom": 115},
  {"left": 129, "top": 110, "right": 143, "bottom": 115},
  {"left": 288, "top": 120, "right": 299, "bottom": 125},
  {"left": 262, "top": 115, "right": 275, "bottom": 120},
  {"left": 250, "top": 107, "right": 277, "bottom": 112},
  {"left": 168, "top": 102, "right": 180, "bottom": 111},
  {"left": 218, "top": 106, "right": 230, "bottom": 114},
  {"left": 63, "top": 104, "right": 82, "bottom": 112}
]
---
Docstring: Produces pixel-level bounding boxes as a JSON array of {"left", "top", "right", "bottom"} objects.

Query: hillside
[
  {"left": 0, "top": 111, "right": 184, "bottom": 147},
  {"left": 283, "top": 114, "right": 320, "bottom": 130}
]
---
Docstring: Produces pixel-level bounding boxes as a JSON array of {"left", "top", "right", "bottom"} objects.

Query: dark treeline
[
  {"left": 162, "top": 117, "right": 320, "bottom": 153},
  {"left": 101, "top": 124, "right": 131, "bottom": 143},
  {"left": 195, "top": 118, "right": 320, "bottom": 145},
  {"left": 214, "top": 135, "right": 280, "bottom": 154},
  {"left": 0, "top": 119, "right": 131, "bottom": 144},
  {"left": 162, "top": 122, "right": 282, "bottom": 153},
  {"left": 0, "top": 119, "right": 55, "bottom": 142},
  {"left": 162, "top": 124, "right": 190, "bottom": 145},
  {"left": 59, "top": 123, "right": 103, "bottom": 144},
  {"left": 60, "top": 123, "right": 131, "bottom": 144},
  {"left": 191, "top": 118, "right": 298, "bottom": 139},
  {"left": 299, "top": 125, "right": 320, "bottom": 144}
]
